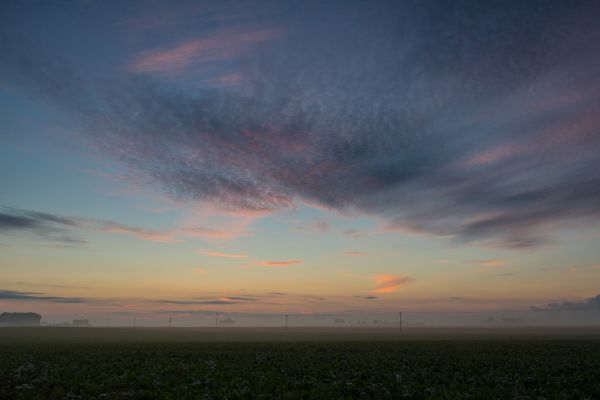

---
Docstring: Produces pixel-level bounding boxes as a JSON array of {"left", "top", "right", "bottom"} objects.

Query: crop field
[{"left": 1, "top": 328, "right": 599, "bottom": 399}]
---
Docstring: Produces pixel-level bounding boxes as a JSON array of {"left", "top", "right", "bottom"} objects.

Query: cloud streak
[
  {"left": 372, "top": 275, "right": 415, "bottom": 294},
  {"left": 344, "top": 251, "right": 368, "bottom": 257},
  {"left": 531, "top": 295, "right": 600, "bottom": 312},
  {"left": 152, "top": 296, "right": 259, "bottom": 305},
  {"left": 0, "top": 208, "right": 86, "bottom": 245},
  {"left": 472, "top": 259, "right": 509, "bottom": 268},
  {"left": 127, "top": 27, "right": 281, "bottom": 75},
  {"left": 0, "top": 289, "right": 86, "bottom": 304},
  {"left": 197, "top": 250, "right": 248, "bottom": 258},
  {"left": 0, "top": 207, "right": 251, "bottom": 245},
  {"left": 96, "top": 221, "right": 176, "bottom": 243},
  {"left": 257, "top": 259, "right": 302, "bottom": 268}
]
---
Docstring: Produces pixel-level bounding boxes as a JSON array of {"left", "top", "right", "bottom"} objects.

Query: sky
[{"left": 1, "top": 0, "right": 599, "bottom": 326}]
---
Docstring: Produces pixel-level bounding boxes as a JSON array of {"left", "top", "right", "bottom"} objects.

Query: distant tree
[
  {"left": 220, "top": 318, "right": 235, "bottom": 324},
  {"left": 334, "top": 318, "right": 346, "bottom": 324},
  {"left": 0, "top": 312, "right": 41, "bottom": 326},
  {"left": 72, "top": 319, "right": 91, "bottom": 327}
]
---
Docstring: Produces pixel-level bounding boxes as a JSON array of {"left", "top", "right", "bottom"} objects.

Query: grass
[{"left": 1, "top": 327, "right": 599, "bottom": 399}]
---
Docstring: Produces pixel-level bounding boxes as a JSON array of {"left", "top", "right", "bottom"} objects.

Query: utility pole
[
  {"left": 398, "top": 312, "right": 402, "bottom": 331},
  {"left": 285, "top": 314, "right": 288, "bottom": 329},
  {"left": 133, "top": 318, "right": 136, "bottom": 328},
  {"left": 215, "top": 312, "right": 220, "bottom": 328},
  {"left": 169, "top": 314, "right": 172, "bottom": 328}
]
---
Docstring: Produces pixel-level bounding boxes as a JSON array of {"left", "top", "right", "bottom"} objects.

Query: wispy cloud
[
  {"left": 96, "top": 221, "right": 177, "bottom": 243},
  {"left": 257, "top": 259, "right": 302, "bottom": 268},
  {"left": 472, "top": 259, "right": 509, "bottom": 268},
  {"left": 0, "top": 207, "right": 180, "bottom": 245},
  {"left": 205, "top": 72, "right": 245, "bottom": 87},
  {"left": 153, "top": 299, "right": 238, "bottom": 305},
  {"left": 13, "top": 281, "right": 89, "bottom": 290},
  {"left": 372, "top": 275, "right": 415, "bottom": 294},
  {"left": 531, "top": 294, "right": 600, "bottom": 311},
  {"left": 0, "top": 208, "right": 86, "bottom": 245},
  {"left": 0, "top": 289, "right": 86, "bottom": 303},
  {"left": 343, "top": 229, "right": 380, "bottom": 239},
  {"left": 180, "top": 226, "right": 236, "bottom": 239},
  {"left": 0, "top": 207, "right": 253, "bottom": 246},
  {"left": 344, "top": 251, "right": 368, "bottom": 256},
  {"left": 197, "top": 250, "right": 248, "bottom": 258},
  {"left": 437, "top": 259, "right": 457, "bottom": 264},
  {"left": 127, "top": 28, "right": 281, "bottom": 75},
  {"left": 152, "top": 296, "right": 259, "bottom": 305}
]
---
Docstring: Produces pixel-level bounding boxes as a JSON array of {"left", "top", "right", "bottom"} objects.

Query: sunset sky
[{"left": 1, "top": 0, "right": 599, "bottom": 325}]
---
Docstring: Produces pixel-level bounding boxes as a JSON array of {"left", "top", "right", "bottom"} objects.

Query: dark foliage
[{"left": 1, "top": 340, "right": 600, "bottom": 399}]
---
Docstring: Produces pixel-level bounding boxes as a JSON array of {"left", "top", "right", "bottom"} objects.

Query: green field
[{"left": 1, "top": 327, "right": 599, "bottom": 399}]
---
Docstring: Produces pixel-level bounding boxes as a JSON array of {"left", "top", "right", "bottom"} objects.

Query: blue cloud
[{"left": 0, "top": 289, "right": 86, "bottom": 304}]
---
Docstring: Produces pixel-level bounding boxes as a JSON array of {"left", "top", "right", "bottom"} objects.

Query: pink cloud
[
  {"left": 179, "top": 203, "right": 271, "bottom": 239},
  {"left": 437, "top": 259, "right": 456, "bottom": 264},
  {"left": 179, "top": 226, "right": 244, "bottom": 240},
  {"left": 457, "top": 81, "right": 600, "bottom": 170},
  {"left": 91, "top": 217, "right": 255, "bottom": 244},
  {"left": 197, "top": 250, "right": 248, "bottom": 258},
  {"left": 372, "top": 275, "right": 414, "bottom": 293},
  {"left": 344, "top": 251, "right": 368, "bottom": 256},
  {"left": 472, "top": 259, "right": 509, "bottom": 268},
  {"left": 95, "top": 223, "right": 250, "bottom": 243},
  {"left": 127, "top": 28, "right": 282, "bottom": 74},
  {"left": 207, "top": 72, "right": 245, "bottom": 87},
  {"left": 301, "top": 200, "right": 334, "bottom": 211},
  {"left": 96, "top": 222, "right": 177, "bottom": 243},
  {"left": 462, "top": 143, "right": 525, "bottom": 166},
  {"left": 257, "top": 259, "right": 303, "bottom": 268}
]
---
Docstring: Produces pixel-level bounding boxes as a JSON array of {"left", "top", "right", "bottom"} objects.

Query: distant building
[
  {"left": 72, "top": 319, "right": 91, "bottom": 327},
  {"left": 0, "top": 312, "right": 42, "bottom": 327}
]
